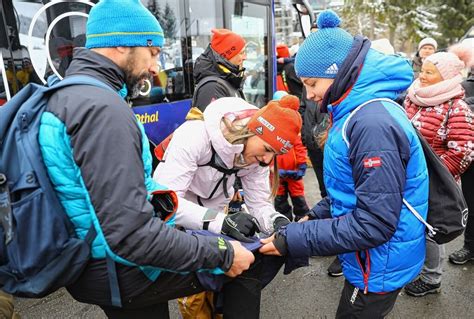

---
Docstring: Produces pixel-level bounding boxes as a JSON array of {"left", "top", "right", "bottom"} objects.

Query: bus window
[
  {"left": 131, "top": 1, "right": 193, "bottom": 106},
  {"left": 188, "top": 0, "right": 224, "bottom": 62},
  {"left": 228, "top": 1, "right": 269, "bottom": 107}
]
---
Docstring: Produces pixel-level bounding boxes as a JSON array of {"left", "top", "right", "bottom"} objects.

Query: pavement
[{"left": 15, "top": 168, "right": 474, "bottom": 318}]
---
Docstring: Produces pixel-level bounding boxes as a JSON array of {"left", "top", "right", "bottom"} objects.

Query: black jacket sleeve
[
  {"left": 50, "top": 86, "right": 233, "bottom": 273},
  {"left": 194, "top": 82, "right": 232, "bottom": 111},
  {"left": 283, "top": 63, "right": 303, "bottom": 97}
]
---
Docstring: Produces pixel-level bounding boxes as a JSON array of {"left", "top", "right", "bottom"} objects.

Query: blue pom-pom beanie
[
  {"left": 295, "top": 10, "right": 353, "bottom": 79},
  {"left": 85, "top": 0, "right": 164, "bottom": 49}
]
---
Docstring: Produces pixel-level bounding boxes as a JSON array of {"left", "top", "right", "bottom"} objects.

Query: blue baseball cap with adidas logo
[{"left": 295, "top": 10, "right": 353, "bottom": 79}]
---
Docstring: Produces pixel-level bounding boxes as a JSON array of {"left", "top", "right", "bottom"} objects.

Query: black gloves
[
  {"left": 221, "top": 212, "right": 260, "bottom": 243},
  {"left": 273, "top": 216, "right": 290, "bottom": 231}
]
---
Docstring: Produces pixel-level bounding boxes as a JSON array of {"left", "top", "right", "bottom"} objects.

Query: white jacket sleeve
[
  {"left": 174, "top": 197, "right": 226, "bottom": 234},
  {"left": 152, "top": 123, "right": 226, "bottom": 233},
  {"left": 240, "top": 166, "right": 286, "bottom": 235}
]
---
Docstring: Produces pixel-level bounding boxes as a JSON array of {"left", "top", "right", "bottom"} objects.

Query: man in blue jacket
[
  {"left": 260, "top": 10, "right": 429, "bottom": 318},
  {"left": 38, "top": 0, "right": 257, "bottom": 318}
]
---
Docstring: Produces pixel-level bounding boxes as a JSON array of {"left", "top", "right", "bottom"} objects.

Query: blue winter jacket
[{"left": 286, "top": 49, "right": 429, "bottom": 293}]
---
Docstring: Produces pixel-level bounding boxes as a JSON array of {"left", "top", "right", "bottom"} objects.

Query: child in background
[{"left": 273, "top": 91, "right": 309, "bottom": 221}]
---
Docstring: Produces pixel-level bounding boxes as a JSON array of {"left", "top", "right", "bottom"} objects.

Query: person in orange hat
[
  {"left": 193, "top": 28, "right": 247, "bottom": 111},
  {"left": 276, "top": 44, "right": 291, "bottom": 92},
  {"left": 153, "top": 95, "right": 304, "bottom": 318},
  {"left": 154, "top": 94, "right": 303, "bottom": 247},
  {"left": 211, "top": 28, "right": 247, "bottom": 65},
  {"left": 276, "top": 44, "right": 291, "bottom": 61},
  {"left": 276, "top": 43, "right": 303, "bottom": 96}
]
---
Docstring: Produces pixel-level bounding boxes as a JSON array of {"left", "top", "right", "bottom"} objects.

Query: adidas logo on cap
[{"left": 325, "top": 63, "right": 339, "bottom": 75}]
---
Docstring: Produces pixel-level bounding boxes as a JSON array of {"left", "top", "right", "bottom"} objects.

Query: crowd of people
[{"left": 1, "top": 0, "right": 473, "bottom": 318}]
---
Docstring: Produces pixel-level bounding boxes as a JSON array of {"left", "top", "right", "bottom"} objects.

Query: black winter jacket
[
  {"left": 277, "top": 60, "right": 302, "bottom": 97},
  {"left": 411, "top": 55, "right": 423, "bottom": 79},
  {"left": 44, "top": 48, "right": 233, "bottom": 304},
  {"left": 193, "top": 45, "right": 245, "bottom": 110},
  {"left": 300, "top": 87, "right": 329, "bottom": 152}
]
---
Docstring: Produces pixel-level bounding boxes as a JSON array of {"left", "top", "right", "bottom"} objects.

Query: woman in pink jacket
[{"left": 404, "top": 44, "right": 474, "bottom": 298}]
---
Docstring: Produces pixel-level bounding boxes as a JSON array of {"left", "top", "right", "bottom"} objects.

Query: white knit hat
[{"left": 418, "top": 37, "right": 438, "bottom": 51}]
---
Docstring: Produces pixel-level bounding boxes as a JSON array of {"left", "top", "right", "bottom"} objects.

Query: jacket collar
[
  {"left": 194, "top": 45, "right": 245, "bottom": 89},
  {"left": 65, "top": 48, "right": 126, "bottom": 94},
  {"left": 329, "top": 46, "right": 414, "bottom": 121}
]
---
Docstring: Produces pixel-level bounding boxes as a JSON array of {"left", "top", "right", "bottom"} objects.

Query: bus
[{"left": 0, "top": 0, "right": 280, "bottom": 150}]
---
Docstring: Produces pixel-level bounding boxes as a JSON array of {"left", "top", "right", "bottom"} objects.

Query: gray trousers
[{"left": 420, "top": 236, "right": 445, "bottom": 285}]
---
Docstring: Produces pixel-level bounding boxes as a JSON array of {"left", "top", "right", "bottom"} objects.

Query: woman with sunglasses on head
[{"left": 153, "top": 94, "right": 302, "bottom": 318}]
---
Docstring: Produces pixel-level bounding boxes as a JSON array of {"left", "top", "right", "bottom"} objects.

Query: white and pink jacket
[{"left": 153, "top": 97, "right": 285, "bottom": 235}]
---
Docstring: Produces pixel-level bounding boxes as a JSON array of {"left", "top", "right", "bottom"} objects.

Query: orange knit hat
[
  {"left": 247, "top": 95, "right": 302, "bottom": 154},
  {"left": 276, "top": 44, "right": 290, "bottom": 58},
  {"left": 210, "top": 28, "right": 246, "bottom": 60}
]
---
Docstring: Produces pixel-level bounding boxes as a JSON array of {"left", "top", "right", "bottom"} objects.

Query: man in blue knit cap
[
  {"left": 84, "top": 0, "right": 164, "bottom": 98},
  {"left": 37, "top": 0, "right": 259, "bottom": 317},
  {"left": 260, "top": 10, "right": 429, "bottom": 318}
]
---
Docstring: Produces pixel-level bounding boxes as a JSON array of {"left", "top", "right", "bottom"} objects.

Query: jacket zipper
[
  {"left": 355, "top": 250, "right": 371, "bottom": 294},
  {"left": 411, "top": 107, "right": 422, "bottom": 124}
]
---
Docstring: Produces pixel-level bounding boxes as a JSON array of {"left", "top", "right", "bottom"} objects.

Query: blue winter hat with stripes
[
  {"left": 295, "top": 10, "right": 353, "bottom": 79},
  {"left": 85, "top": 0, "right": 164, "bottom": 49}
]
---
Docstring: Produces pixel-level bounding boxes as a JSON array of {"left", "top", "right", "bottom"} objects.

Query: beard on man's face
[{"left": 123, "top": 59, "right": 150, "bottom": 98}]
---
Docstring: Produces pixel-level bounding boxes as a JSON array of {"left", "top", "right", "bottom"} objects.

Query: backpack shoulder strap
[
  {"left": 192, "top": 75, "right": 236, "bottom": 106},
  {"left": 1, "top": 76, "right": 113, "bottom": 146},
  {"left": 48, "top": 75, "right": 115, "bottom": 93},
  {"left": 198, "top": 145, "right": 239, "bottom": 175},
  {"left": 341, "top": 98, "right": 398, "bottom": 148},
  {"left": 441, "top": 99, "right": 454, "bottom": 129},
  {"left": 281, "top": 71, "right": 289, "bottom": 91},
  {"left": 341, "top": 97, "right": 436, "bottom": 235},
  {"left": 196, "top": 146, "right": 239, "bottom": 201}
]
